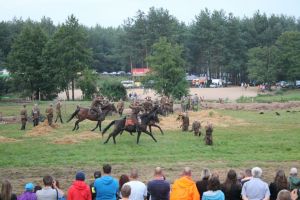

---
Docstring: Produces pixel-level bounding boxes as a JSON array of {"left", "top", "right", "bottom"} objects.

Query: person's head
[
  {"left": 207, "top": 176, "right": 221, "bottom": 191},
  {"left": 25, "top": 183, "right": 34, "bottom": 192},
  {"left": 130, "top": 169, "right": 139, "bottom": 179},
  {"left": 276, "top": 189, "right": 292, "bottom": 200},
  {"left": 94, "top": 171, "right": 101, "bottom": 179},
  {"left": 43, "top": 175, "right": 53, "bottom": 187},
  {"left": 75, "top": 171, "right": 85, "bottom": 181},
  {"left": 290, "top": 168, "right": 297, "bottom": 177},
  {"left": 154, "top": 167, "right": 163, "bottom": 177},
  {"left": 245, "top": 168, "right": 252, "bottom": 177},
  {"left": 182, "top": 167, "right": 192, "bottom": 177},
  {"left": 119, "top": 174, "right": 130, "bottom": 189},
  {"left": 121, "top": 185, "right": 131, "bottom": 198},
  {"left": 49, "top": 103, "right": 53, "bottom": 107},
  {"left": 251, "top": 167, "right": 262, "bottom": 178},
  {"left": 34, "top": 185, "right": 42, "bottom": 193},
  {"left": 201, "top": 168, "right": 211, "bottom": 180},
  {"left": 103, "top": 164, "right": 112, "bottom": 174},
  {"left": 274, "top": 170, "right": 288, "bottom": 190},
  {"left": 1, "top": 180, "right": 13, "bottom": 199}
]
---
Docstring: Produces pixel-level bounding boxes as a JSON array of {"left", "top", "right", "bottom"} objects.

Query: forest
[{"left": 0, "top": 7, "right": 300, "bottom": 99}]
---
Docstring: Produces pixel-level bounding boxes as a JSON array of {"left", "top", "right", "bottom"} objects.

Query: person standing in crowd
[
  {"left": 241, "top": 169, "right": 252, "bottom": 186},
  {"left": 221, "top": 169, "right": 242, "bottom": 200},
  {"left": 0, "top": 180, "right": 17, "bottom": 200},
  {"left": 120, "top": 185, "right": 131, "bottom": 200},
  {"left": 147, "top": 167, "right": 170, "bottom": 200},
  {"left": 288, "top": 168, "right": 300, "bottom": 191},
  {"left": 45, "top": 104, "right": 54, "bottom": 126},
  {"left": 196, "top": 168, "right": 211, "bottom": 198},
  {"left": 202, "top": 176, "right": 225, "bottom": 200},
  {"left": 124, "top": 169, "right": 147, "bottom": 200},
  {"left": 32, "top": 104, "right": 40, "bottom": 127},
  {"left": 94, "top": 164, "right": 118, "bottom": 200},
  {"left": 269, "top": 170, "right": 288, "bottom": 200},
  {"left": 17, "top": 182, "right": 37, "bottom": 200},
  {"left": 276, "top": 189, "right": 298, "bottom": 200},
  {"left": 118, "top": 175, "right": 129, "bottom": 199},
  {"left": 90, "top": 171, "right": 101, "bottom": 200},
  {"left": 36, "top": 175, "right": 64, "bottom": 200},
  {"left": 241, "top": 167, "right": 270, "bottom": 200},
  {"left": 68, "top": 171, "right": 92, "bottom": 200},
  {"left": 170, "top": 167, "right": 199, "bottom": 200},
  {"left": 20, "top": 104, "right": 28, "bottom": 130},
  {"left": 55, "top": 100, "right": 63, "bottom": 124}
]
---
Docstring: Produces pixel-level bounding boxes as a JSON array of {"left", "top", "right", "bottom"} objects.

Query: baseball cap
[{"left": 25, "top": 183, "right": 34, "bottom": 191}]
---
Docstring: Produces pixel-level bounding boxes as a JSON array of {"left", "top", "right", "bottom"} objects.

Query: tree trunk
[
  {"left": 72, "top": 78, "right": 75, "bottom": 101},
  {"left": 65, "top": 88, "right": 70, "bottom": 101}
]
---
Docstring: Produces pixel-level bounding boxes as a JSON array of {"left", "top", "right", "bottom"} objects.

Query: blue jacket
[
  {"left": 202, "top": 190, "right": 225, "bottom": 200},
  {"left": 94, "top": 175, "right": 119, "bottom": 200}
]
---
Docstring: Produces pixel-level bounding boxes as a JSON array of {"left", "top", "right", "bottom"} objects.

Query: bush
[{"left": 99, "top": 80, "right": 127, "bottom": 101}]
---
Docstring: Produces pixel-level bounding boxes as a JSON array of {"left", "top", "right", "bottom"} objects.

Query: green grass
[
  {"left": 237, "top": 89, "right": 300, "bottom": 103},
  {"left": 1, "top": 107, "right": 300, "bottom": 168}
]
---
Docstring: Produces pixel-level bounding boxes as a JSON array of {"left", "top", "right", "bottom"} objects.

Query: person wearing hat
[
  {"left": 45, "top": 104, "right": 54, "bottom": 126},
  {"left": 90, "top": 171, "right": 101, "bottom": 200},
  {"left": 20, "top": 104, "right": 28, "bottom": 130},
  {"left": 17, "top": 182, "right": 37, "bottom": 200},
  {"left": 32, "top": 104, "right": 40, "bottom": 127},
  {"left": 68, "top": 171, "right": 92, "bottom": 200},
  {"left": 55, "top": 100, "right": 63, "bottom": 124}
]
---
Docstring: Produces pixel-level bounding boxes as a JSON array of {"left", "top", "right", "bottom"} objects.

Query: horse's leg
[
  {"left": 73, "top": 119, "right": 81, "bottom": 131},
  {"left": 91, "top": 121, "right": 99, "bottom": 131},
  {"left": 113, "top": 135, "right": 117, "bottom": 144},
  {"left": 151, "top": 124, "right": 164, "bottom": 135},
  {"left": 99, "top": 121, "right": 101, "bottom": 131},
  {"left": 148, "top": 125, "right": 152, "bottom": 133},
  {"left": 137, "top": 131, "right": 142, "bottom": 144},
  {"left": 142, "top": 129, "right": 157, "bottom": 143}
]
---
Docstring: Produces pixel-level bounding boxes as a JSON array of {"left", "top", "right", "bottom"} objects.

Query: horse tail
[
  {"left": 67, "top": 105, "right": 80, "bottom": 122},
  {"left": 102, "top": 120, "right": 116, "bottom": 136}
]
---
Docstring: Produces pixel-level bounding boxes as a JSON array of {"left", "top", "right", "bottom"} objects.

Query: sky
[{"left": 0, "top": 0, "right": 299, "bottom": 27}]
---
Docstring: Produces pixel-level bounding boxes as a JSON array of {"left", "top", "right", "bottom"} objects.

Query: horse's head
[{"left": 102, "top": 103, "right": 117, "bottom": 113}]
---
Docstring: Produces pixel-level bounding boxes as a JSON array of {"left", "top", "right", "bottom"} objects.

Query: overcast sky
[{"left": 0, "top": 0, "right": 299, "bottom": 27}]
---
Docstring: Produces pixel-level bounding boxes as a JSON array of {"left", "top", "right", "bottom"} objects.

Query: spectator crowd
[{"left": 1, "top": 164, "right": 300, "bottom": 200}]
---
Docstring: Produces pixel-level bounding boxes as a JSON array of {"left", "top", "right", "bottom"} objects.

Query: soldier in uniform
[
  {"left": 90, "top": 96, "right": 103, "bottom": 118},
  {"left": 177, "top": 112, "right": 190, "bottom": 132},
  {"left": 143, "top": 96, "right": 153, "bottom": 113},
  {"left": 46, "top": 103, "right": 54, "bottom": 126},
  {"left": 55, "top": 100, "right": 63, "bottom": 123},
  {"left": 128, "top": 101, "right": 143, "bottom": 127},
  {"left": 205, "top": 123, "right": 213, "bottom": 145},
  {"left": 190, "top": 120, "right": 201, "bottom": 136},
  {"left": 116, "top": 99, "right": 125, "bottom": 117},
  {"left": 192, "top": 93, "right": 199, "bottom": 111},
  {"left": 20, "top": 104, "right": 28, "bottom": 130},
  {"left": 32, "top": 104, "right": 40, "bottom": 126}
]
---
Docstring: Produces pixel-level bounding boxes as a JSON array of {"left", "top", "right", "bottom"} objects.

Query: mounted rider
[
  {"left": 127, "top": 100, "right": 143, "bottom": 127},
  {"left": 90, "top": 95, "right": 104, "bottom": 118},
  {"left": 143, "top": 96, "right": 153, "bottom": 113}
]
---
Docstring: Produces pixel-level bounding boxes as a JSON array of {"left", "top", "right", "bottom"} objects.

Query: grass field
[{"left": 1, "top": 100, "right": 300, "bottom": 193}]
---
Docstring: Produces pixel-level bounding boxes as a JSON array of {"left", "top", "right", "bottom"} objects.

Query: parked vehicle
[
  {"left": 296, "top": 80, "right": 300, "bottom": 88},
  {"left": 121, "top": 80, "right": 134, "bottom": 88}
]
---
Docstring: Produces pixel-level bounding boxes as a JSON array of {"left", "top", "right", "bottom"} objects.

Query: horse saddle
[{"left": 125, "top": 118, "right": 135, "bottom": 126}]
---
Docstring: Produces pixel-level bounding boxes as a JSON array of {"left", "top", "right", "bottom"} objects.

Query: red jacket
[{"left": 68, "top": 180, "right": 92, "bottom": 200}]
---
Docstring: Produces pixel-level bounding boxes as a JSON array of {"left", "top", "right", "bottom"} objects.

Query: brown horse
[{"left": 67, "top": 103, "right": 117, "bottom": 131}]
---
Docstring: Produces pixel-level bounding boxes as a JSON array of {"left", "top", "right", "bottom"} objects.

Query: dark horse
[
  {"left": 67, "top": 103, "right": 117, "bottom": 131},
  {"left": 102, "top": 106, "right": 164, "bottom": 144}
]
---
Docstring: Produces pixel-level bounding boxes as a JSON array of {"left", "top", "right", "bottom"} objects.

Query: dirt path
[{"left": 58, "top": 87, "right": 258, "bottom": 101}]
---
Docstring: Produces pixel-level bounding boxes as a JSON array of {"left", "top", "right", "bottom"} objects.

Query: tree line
[{"left": 0, "top": 8, "right": 300, "bottom": 99}]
